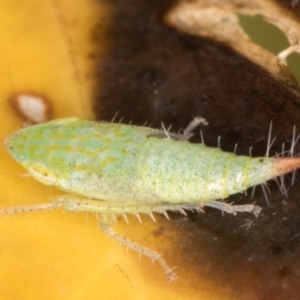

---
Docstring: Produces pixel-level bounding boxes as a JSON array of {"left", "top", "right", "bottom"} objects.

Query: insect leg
[
  {"left": 60, "top": 196, "right": 180, "bottom": 280},
  {"left": 203, "top": 200, "right": 261, "bottom": 217},
  {"left": 183, "top": 116, "right": 208, "bottom": 140},
  {"left": 61, "top": 196, "right": 260, "bottom": 217},
  {"left": 1, "top": 196, "right": 261, "bottom": 218},
  {"left": 99, "top": 221, "right": 177, "bottom": 282},
  {"left": 0, "top": 200, "right": 63, "bottom": 215},
  {"left": 60, "top": 196, "right": 203, "bottom": 217}
]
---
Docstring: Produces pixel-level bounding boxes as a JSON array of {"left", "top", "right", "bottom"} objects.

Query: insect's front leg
[{"left": 0, "top": 200, "right": 63, "bottom": 215}]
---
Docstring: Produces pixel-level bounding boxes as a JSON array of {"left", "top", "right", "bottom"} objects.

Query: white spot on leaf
[{"left": 10, "top": 92, "right": 52, "bottom": 124}]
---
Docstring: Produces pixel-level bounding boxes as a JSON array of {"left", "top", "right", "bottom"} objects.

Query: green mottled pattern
[
  {"left": 5, "top": 117, "right": 276, "bottom": 203},
  {"left": 5, "top": 118, "right": 160, "bottom": 202},
  {"left": 136, "top": 138, "right": 276, "bottom": 202}
]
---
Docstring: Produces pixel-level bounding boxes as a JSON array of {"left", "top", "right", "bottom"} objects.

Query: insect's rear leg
[
  {"left": 61, "top": 196, "right": 180, "bottom": 281},
  {"left": 203, "top": 200, "right": 261, "bottom": 217},
  {"left": 99, "top": 222, "right": 177, "bottom": 282},
  {"left": 60, "top": 196, "right": 261, "bottom": 217}
]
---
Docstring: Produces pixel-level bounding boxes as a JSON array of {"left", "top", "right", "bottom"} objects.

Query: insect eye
[{"left": 28, "top": 163, "right": 56, "bottom": 186}]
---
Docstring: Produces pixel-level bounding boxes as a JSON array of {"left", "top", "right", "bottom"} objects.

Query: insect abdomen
[{"left": 136, "top": 137, "right": 278, "bottom": 203}]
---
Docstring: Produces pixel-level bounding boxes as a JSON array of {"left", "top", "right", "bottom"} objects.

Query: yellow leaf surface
[
  {"left": 0, "top": 1, "right": 226, "bottom": 299},
  {"left": 4, "top": 0, "right": 300, "bottom": 299}
]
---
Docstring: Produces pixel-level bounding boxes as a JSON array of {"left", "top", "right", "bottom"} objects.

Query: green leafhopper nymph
[{"left": 2, "top": 117, "right": 300, "bottom": 281}]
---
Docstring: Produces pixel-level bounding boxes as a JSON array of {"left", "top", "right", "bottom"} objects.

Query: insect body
[{"left": 3, "top": 117, "right": 300, "bottom": 281}]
